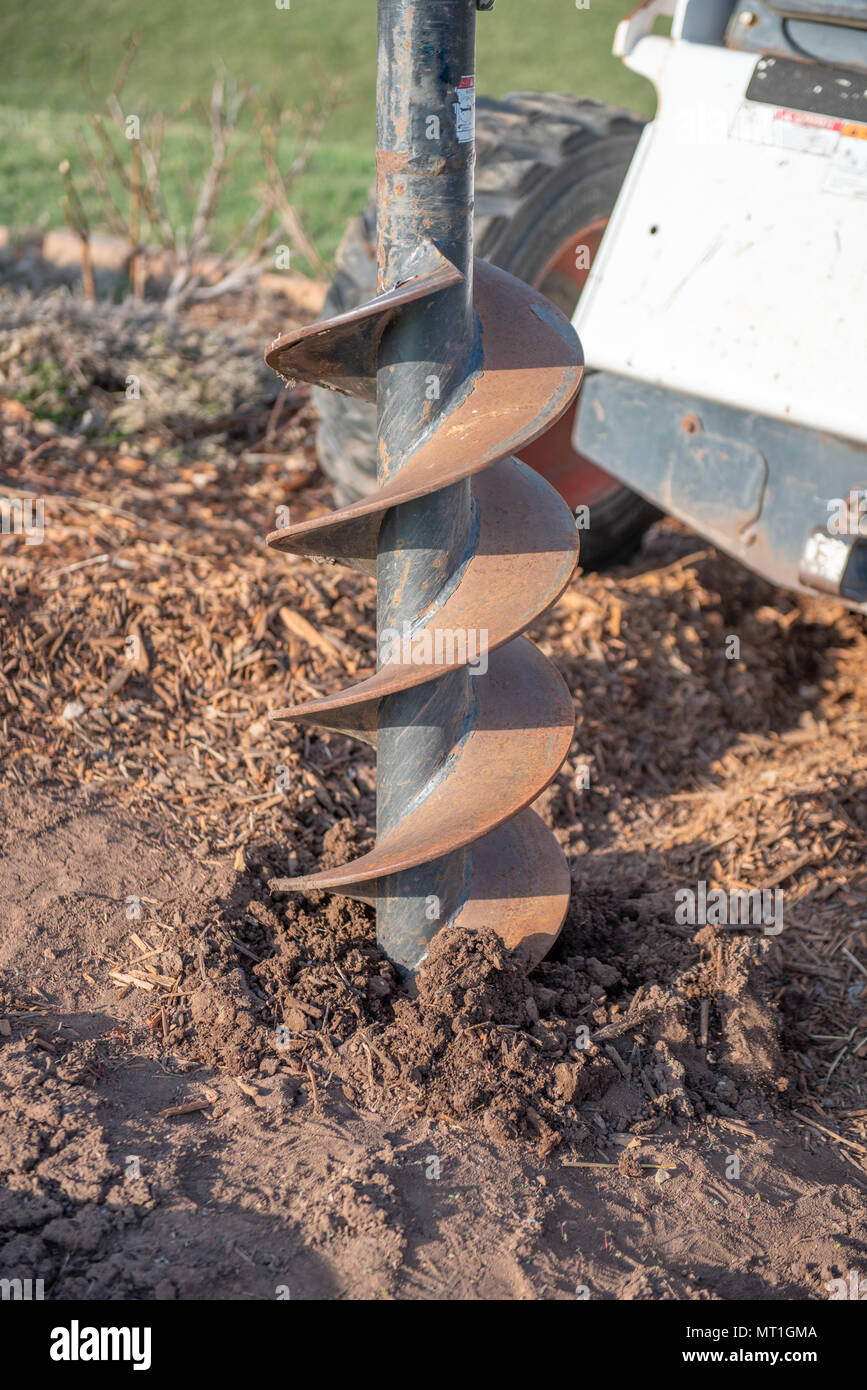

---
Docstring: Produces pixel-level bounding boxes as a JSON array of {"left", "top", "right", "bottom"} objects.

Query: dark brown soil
[{"left": 1, "top": 280, "right": 865, "bottom": 1300}]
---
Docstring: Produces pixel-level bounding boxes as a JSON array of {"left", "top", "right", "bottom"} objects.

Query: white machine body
[{"left": 572, "top": 0, "right": 867, "bottom": 445}]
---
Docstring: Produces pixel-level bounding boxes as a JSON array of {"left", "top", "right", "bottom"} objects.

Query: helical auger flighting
[{"left": 262, "top": 0, "right": 584, "bottom": 978}]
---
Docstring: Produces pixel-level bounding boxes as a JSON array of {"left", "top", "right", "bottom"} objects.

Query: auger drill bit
[{"left": 264, "top": 0, "right": 583, "bottom": 976}]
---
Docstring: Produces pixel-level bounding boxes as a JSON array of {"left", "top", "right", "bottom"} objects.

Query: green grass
[{"left": 0, "top": 0, "right": 655, "bottom": 268}]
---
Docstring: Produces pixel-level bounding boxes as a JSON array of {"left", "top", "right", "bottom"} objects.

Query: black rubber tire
[{"left": 314, "top": 91, "right": 660, "bottom": 570}]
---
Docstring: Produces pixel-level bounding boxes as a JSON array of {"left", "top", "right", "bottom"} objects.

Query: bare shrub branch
[{"left": 60, "top": 40, "right": 338, "bottom": 307}]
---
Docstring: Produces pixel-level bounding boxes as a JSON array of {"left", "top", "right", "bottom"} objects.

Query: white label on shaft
[{"left": 455, "top": 74, "right": 475, "bottom": 144}]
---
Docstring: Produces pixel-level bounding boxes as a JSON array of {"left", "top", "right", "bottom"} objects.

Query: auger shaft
[
  {"left": 263, "top": 0, "right": 583, "bottom": 982},
  {"left": 375, "top": 0, "right": 479, "bottom": 973}
]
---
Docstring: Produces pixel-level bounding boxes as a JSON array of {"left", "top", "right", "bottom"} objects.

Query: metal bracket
[{"left": 574, "top": 370, "right": 867, "bottom": 611}]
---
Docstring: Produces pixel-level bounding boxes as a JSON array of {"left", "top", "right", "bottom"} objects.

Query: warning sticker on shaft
[{"left": 454, "top": 75, "right": 475, "bottom": 144}]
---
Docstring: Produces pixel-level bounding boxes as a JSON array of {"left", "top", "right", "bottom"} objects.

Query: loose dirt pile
[
  {"left": 1, "top": 283, "right": 865, "bottom": 1299},
  {"left": 182, "top": 870, "right": 787, "bottom": 1156}
]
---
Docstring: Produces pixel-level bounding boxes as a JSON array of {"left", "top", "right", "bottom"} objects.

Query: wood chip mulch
[{"left": 1, "top": 287, "right": 865, "bottom": 1156}]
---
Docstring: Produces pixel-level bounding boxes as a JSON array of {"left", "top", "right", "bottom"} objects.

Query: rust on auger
[{"left": 263, "top": 0, "right": 583, "bottom": 977}]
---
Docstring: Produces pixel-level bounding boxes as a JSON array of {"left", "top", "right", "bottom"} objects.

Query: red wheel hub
[{"left": 518, "top": 218, "right": 621, "bottom": 511}]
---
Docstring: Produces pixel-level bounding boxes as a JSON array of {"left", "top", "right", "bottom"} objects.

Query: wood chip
[
  {"left": 109, "top": 971, "right": 156, "bottom": 991},
  {"left": 158, "top": 1100, "right": 212, "bottom": 1119},
  {"left": 280, "top": 606, "right": 346, "bottom": 661}
]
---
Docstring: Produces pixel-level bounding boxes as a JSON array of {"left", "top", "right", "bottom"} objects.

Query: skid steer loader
[{"left": 314, "top": 0, "right": 867, "bottom": 607}]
